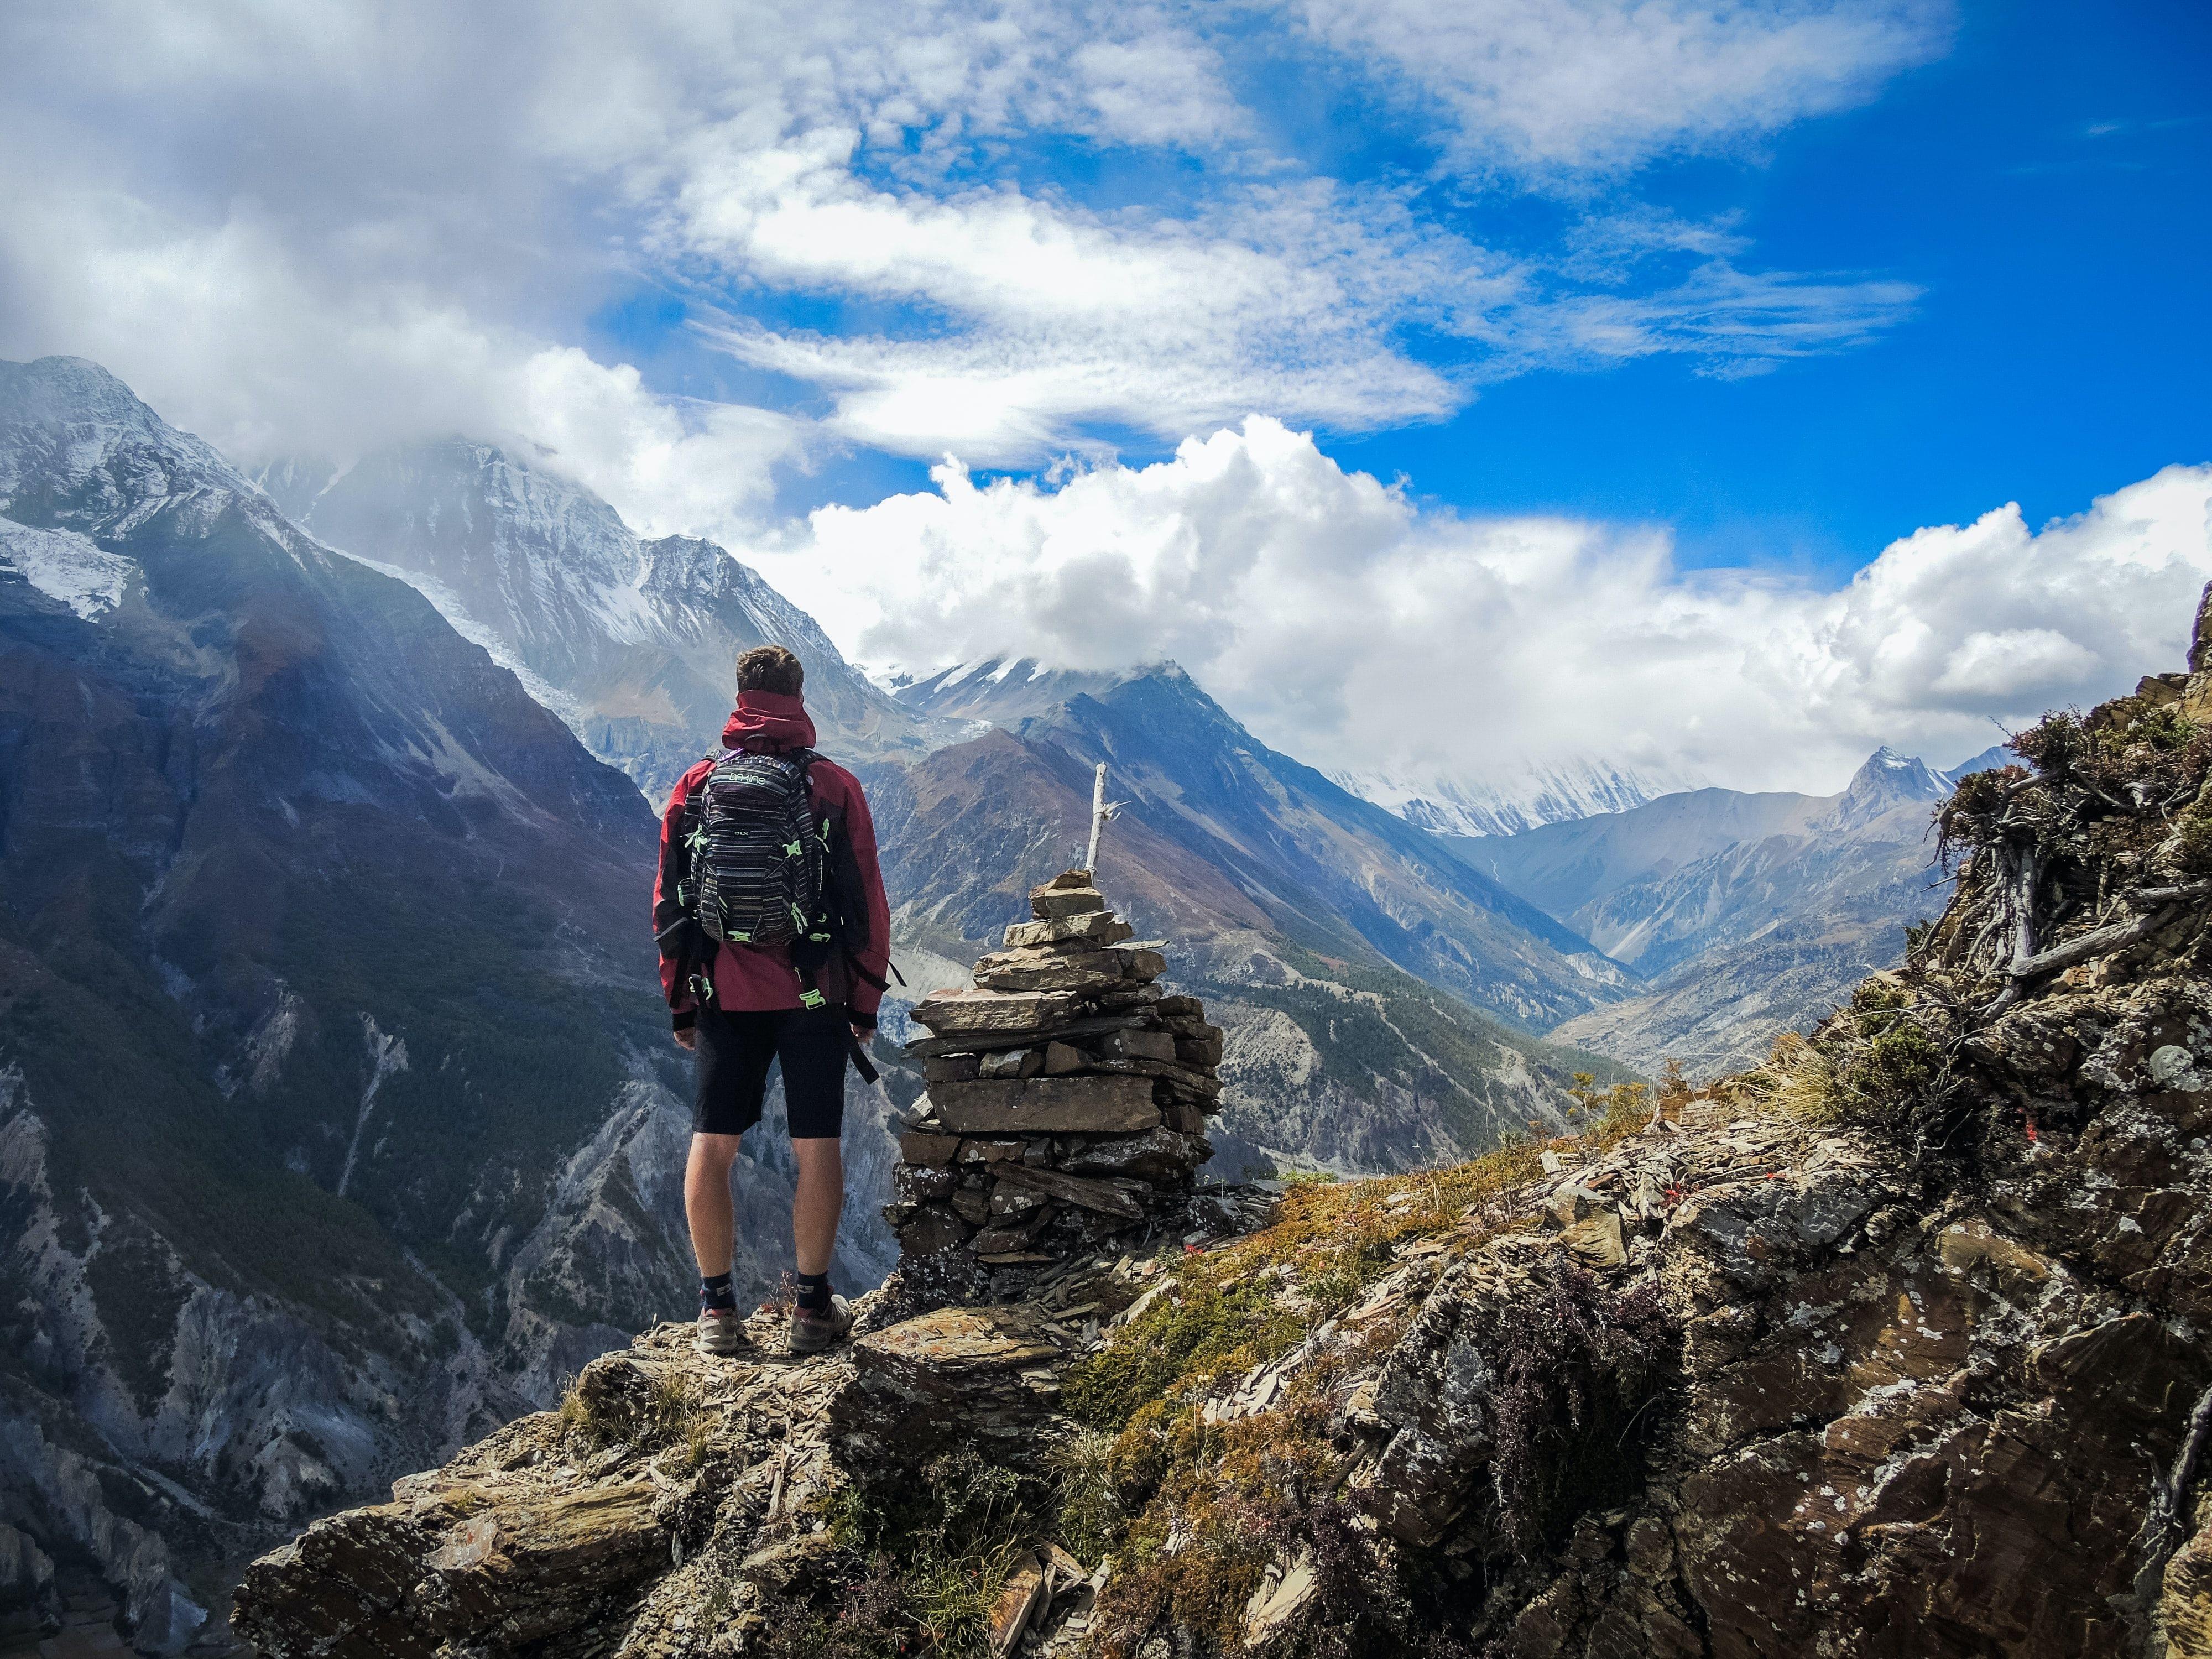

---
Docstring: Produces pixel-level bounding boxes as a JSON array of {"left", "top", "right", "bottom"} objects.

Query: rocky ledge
[{"left": 237, "top": 594, "right": 2212, "bottom": 1657}]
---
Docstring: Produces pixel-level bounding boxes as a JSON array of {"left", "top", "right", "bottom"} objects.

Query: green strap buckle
[{"left": 799, "top": 989, "right": 826, "bottom": 1009}]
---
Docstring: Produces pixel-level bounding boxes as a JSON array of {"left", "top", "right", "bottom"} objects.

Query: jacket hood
[{"left": 721, "top": 690, "right": 817, "bottom": 752}]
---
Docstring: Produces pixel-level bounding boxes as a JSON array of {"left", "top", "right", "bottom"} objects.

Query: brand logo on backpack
[{"left": 691, "top": 749, "right": 830, "bottom": 951}]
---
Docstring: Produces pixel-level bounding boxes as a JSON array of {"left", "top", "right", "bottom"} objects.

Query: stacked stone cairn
[{"left": 885, "top": 871, "right": 1225, "bottom": 1296}]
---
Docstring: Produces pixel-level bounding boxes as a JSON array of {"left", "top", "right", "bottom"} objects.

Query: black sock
[
  {"left": 700, "top": 1272, "right": 735, "bottom": 1313},
  {"left": 795, "top": 1270, "right": 831, "bottom": 1314}
]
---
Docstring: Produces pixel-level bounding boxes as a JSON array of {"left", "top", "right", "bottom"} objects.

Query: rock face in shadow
[{"left": 232, "top": 597, "right": 2212, "bottom": 1657}]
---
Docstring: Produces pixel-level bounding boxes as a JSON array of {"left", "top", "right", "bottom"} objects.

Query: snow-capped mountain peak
[{"left": 890, "top": 656, "right": 1158, "bottom": 726}]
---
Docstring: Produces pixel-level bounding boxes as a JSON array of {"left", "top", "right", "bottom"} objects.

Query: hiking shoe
[
  {"left": 787, "top": 1295, "right": 853, "bottom": 1354},
  {"left": 696, "top": 1307, "right": 746, "bottom": 1355}
]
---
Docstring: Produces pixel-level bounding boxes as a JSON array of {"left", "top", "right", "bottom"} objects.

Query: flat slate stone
[
  {"left": 902, "top": 1014, "right": 1146, "bottom": 1058},
  {"left": 1177, "top": 1035, "right": 1225, "bottom": 1067},
  {"left": 1031, "top": 885, "right": 1108, "bottom": 919},
  {"left": 896, "top": 1206, "right": 973, "bottom": 1256},
  {"left": 973, "top": 948, "right": 1126, "bottom": 994},
  {"left": 928, "top": 1075, "right": 1161, "bottom": 1135},
  {"left": 899, "top": 1130, "right": 962, "bottom": 1167},
  {"left": 1097, "top": 1027, "right": 1178, "bottom": 1063},
  {"left": 910, "top": 988, "right": 1078, "bottom": 1035},
  {"left": 970, "top": 1213, "right": 1049, "bottom": 1254},
  {"left": 1077, "top": 1055, "right": 1224, "bottom": 1098},
  {"left": 1061, "top": 1126, "right": 1209, "bottom": 1181},
  {"left": 1113, "top": 946, "right": 1167, "bottom": 982},
  {"left": 1005, "top": 912, "right": 1134, "bottom": 948},
  {"left": 992, "top": 1161, "right": 1149, "bottom": 1219},
  {"left": 854, "top": 1306, "right": 1061, "bottom": 1395}
]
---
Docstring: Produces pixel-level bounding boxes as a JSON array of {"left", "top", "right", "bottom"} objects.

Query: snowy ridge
[
  {"left": 0, "top": 357, "right": 334, "bottom": 584},
  {"left": 0, "top": 521, "right": 134, "bottom": 618},
  {"left": 0, "top": 356, "right": 242, "bottom": 515},
  {"left": 1337, "top": 754, "right": 1704, "bottom": 838},
  {"left": 890, "top": 655, "right": 1163, "bottom": 726}
]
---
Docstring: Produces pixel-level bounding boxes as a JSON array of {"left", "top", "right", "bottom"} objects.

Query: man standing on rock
[{"left": 653, "top": 646, "right": 893, "bottom": 1355}]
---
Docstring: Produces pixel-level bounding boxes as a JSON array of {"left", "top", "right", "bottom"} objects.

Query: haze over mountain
[
  {"left": 1334, "top": 754, "right": 1700, "bottom": 838},
  {"left": 1465, "top": 745, "right": 2012, "bottom": 1073},
  {"left": 257, "top": 442, "right": 953, "bottom": 800},
  {"left": 886, "top": 656, "right": 1135, "bottom": 729}
]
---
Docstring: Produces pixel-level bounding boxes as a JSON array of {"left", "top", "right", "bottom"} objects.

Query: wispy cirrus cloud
[{"left": 1287, "top": 0, "right": 1956, "bottom": 174}]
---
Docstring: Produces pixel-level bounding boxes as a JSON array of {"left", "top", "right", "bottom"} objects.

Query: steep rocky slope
[
  {"left": 0, "top": 360, "right": 900, "bottom": 1646},
  {"left": 233, "top": 592, "right": 2212, "bottom": 1658}
]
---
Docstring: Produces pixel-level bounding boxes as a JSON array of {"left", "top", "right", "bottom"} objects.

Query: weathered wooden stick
[{"left": 1083, "top": 761, "right": 1109, "bottom": 874}]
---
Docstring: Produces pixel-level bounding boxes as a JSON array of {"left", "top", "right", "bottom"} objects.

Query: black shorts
[{"left": 692, "top": 1004, "right": 849, "bottom": 1139}]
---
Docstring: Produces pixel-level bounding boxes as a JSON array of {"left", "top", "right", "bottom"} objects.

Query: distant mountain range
[
  {"left": 1460, "top": 744, "right": 2012, "bottom": 1074},
  {"left": 1334, "top": 753, "right": 1700, "bottom": 838}
]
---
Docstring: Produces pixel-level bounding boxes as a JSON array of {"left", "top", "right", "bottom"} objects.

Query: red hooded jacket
[{"left": 653, "top": 691, "right": 893, "bottom": 1029}]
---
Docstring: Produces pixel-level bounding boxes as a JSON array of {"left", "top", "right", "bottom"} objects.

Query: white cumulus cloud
[{"left": 775, "top": 422, "right": 2212, "bottom": 794}]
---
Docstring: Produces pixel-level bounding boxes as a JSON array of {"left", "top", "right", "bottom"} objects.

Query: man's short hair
[{"left": 735, "top": 645, "right": 805, "bottom": 696}]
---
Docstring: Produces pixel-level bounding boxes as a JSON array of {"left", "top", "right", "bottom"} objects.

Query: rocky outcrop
[
  {"left": 231, "top": 1227, "right": 1250, "bottom": 1658},
  {"left": 233, "top": 592, "right": 2212, "bottom": 1657}
]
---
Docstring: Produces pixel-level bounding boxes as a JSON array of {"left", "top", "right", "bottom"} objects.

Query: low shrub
[{"left": 1485, "top": 1269, "right": 1674, "bottom": 1558}]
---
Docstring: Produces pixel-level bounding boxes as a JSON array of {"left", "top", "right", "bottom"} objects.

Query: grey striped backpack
[{"left": 686, "top": 749, "right": 831, "bottom": 954}]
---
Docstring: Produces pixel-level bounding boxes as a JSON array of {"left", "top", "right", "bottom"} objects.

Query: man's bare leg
[
  {"left": 686, "top": 1132, "right": 741, "bottom": 1276},
  {"left": 790, "top": 1137, "right": 844, "bottom": 1276}
]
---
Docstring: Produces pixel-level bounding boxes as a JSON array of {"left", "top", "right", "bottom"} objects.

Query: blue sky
[
  {"left": 573, "top": 0, "right": 2209, "bottom": 577},
  {"left": 1410, "top": 0, "right": 2212, "bottom": 574},
  {"left": 4, "top": 0, "right": 2210, "bottom": 794}
]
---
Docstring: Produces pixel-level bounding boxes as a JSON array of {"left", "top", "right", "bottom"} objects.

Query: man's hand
[{"left": 675, "top": 1027, "right": 698, "bottom": 1051}]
